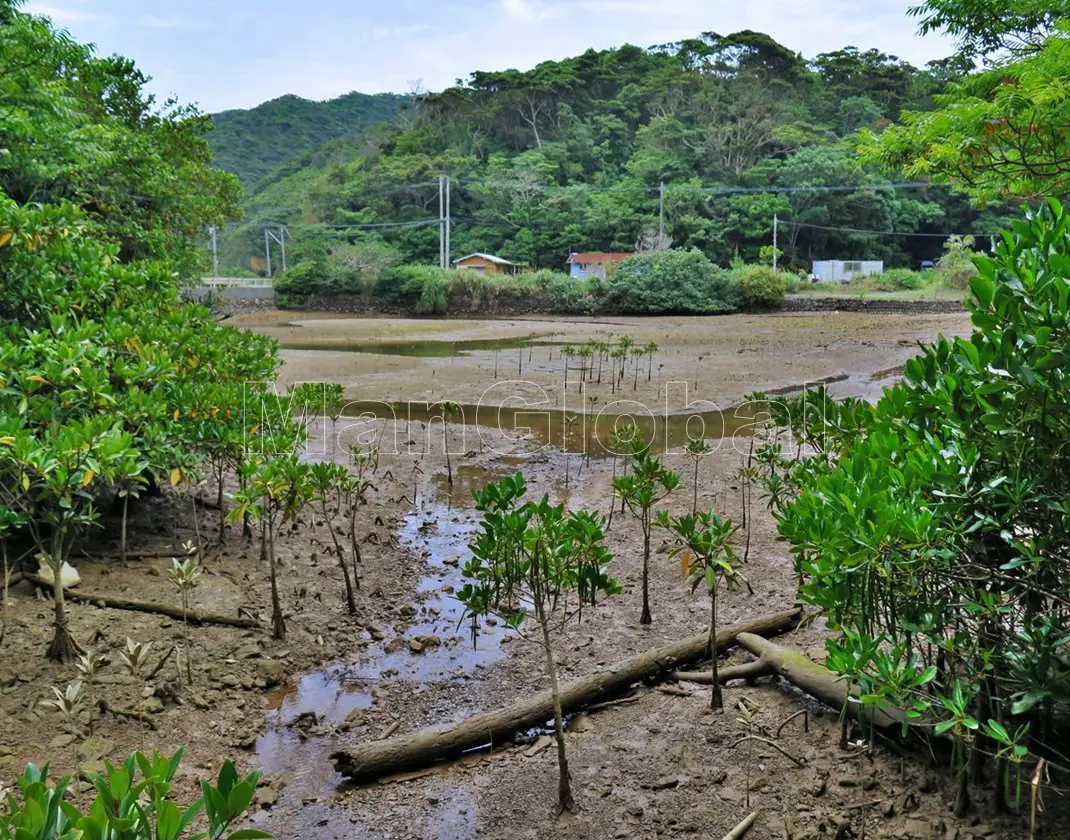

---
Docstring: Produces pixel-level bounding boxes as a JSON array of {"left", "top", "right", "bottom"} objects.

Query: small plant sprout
[
  {"left": 116, "top": 477, "right": 145, "bottom": 563},
  {"left": 440, "top": 401, "right": 461, "bottom": 485},
  {"left": 41, "top": 680, "right": 85, "bottom": 733},
  {"left": 169, "top": 556, "right": 200, "bottom": 683},
  {"left": 656, "top": 509, "right": 744, "bottom": 710},
  {"left": 613, "top": 443, "right": 680, "bottom": 625},
  {"left": 644, "top": 340, "right": 658, "bottom": 381},
  {"left": 75, "top": 649, "right": 104, "bottom": 733},
  {"left": 563, "top": 414, "right": 579, "bottom": 489},
  {"left": 119, "top": 637, "right": 154, "bottom": 678},
  {"left": 685, "top": 439, "right": 713, "bottom": 515},
  {"left": 459, "top": 473, "right": 619, "bottom": 814}
]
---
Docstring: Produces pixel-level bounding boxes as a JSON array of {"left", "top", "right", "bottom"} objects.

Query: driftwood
[
  {"left": 331, "top": 608, "right": 801, "bottom": 782},
  {"left": 22, "top": 573, "right": 259, "bottom": 630},
  {"left": 722, "top": 811, "right": 759, "bottom": 840},
  {"left": 671, "top": 633, "right": 901, "bottom": 729}
]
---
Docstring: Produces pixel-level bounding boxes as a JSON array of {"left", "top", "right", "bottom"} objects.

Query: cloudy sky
[{"left": 25, "top": 0, "right": 954, "bottom": 113}]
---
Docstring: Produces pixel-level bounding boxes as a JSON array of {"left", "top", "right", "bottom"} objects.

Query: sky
[{"left": 24, "top": 0, "right": 955, "bottom": 113}]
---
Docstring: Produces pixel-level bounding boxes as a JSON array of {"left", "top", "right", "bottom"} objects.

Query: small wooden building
[
  {"left": 566, "top": 252, "right": 635, "bottom": 279},
  {"left": 452, "top": 253, "right": 519, "bottom": 275}
]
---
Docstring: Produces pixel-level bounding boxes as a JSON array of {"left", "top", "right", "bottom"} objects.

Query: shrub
[
  {"left": 736, "top": 265, "right": 787, "bottom": 307},
  {"left": 934, "top": 234, "right": 979, "bottom": 289},
  {"left": 602, "top": 249, "right": 739, "bottom": 314},
  {"left": 872, "top": 267, "right": 926, "bottom": 291},
  {"left": 415, "top": 269, "right": 448, "bottom": 315},
  {"left": 376, "top": 264, "right": 447, "bottom": 306},
  {"left": 774, "top": 202, "right": 1070, "bottom": 816},
  {"left": 324, "top": 240, "right": 402, "bottom": 294},
  {"left": 274, "top": 259, "right": 325, "bottom": 296}
]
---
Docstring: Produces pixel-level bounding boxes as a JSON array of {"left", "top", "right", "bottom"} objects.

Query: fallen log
[
  {"left": 23, "top": 573, "right": 259, "bottom": 630},
  {"left": 734, "top": 633, "right": 902, "bottom": 729},
  {"left": 672, "top": 633, "right": 901, "bottom": 729},
  {"left": 331, "top": 608, "right": 801, "bottom": 782}
]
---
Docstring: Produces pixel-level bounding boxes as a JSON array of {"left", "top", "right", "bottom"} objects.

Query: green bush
[
  {"left": 415, "top": 268, "right": 449, "bottom": 314},
  {"left": 274, "top": 259, "right": 325, "bottom": 296},
  {"left": 934, "top": 234, "right": 979, "bottom": 289},
  {"left": 602, "top": 249, "right": 739, "bottom": 314},
  {"left": 871, "top": 267, "right": 926, "bottom": 291},
  {"left": 736, "top": 265, "right": 787, "bottom": 307}
]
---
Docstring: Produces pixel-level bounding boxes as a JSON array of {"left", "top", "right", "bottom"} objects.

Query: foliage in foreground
[
  {"left": 863, "top": 1, "right": 1070, "bottom": 201},
  {"left": 773, "top": 201, "right": 1070, "bottom": 814},
  {"left": 0, "top": 749, "right": 268, "bottom": 840},
  {"left": 0, "top": 1, "right": 290, "bottom": 661}
]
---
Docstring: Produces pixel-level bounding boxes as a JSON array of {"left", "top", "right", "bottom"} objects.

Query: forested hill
[
  {"left": 218, "top": 31, "right": 1016, "bottom": 274},
  {"left": 207, "top": 91, "right": 407, "bottom": 189}
]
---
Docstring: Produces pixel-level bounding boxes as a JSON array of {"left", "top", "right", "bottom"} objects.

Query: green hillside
[
  {"left": 218, "top": 31, "right": 1017, "bottom": 276},
  {"left": 207, "top": 91, "right": 407, "bottom": 189}
]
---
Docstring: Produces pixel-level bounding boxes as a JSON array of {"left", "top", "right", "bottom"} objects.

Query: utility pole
[
  {"left": 658, "top": 181, "right": 665, "bottom": 240},
  {"left": 438, "top": 175, "right": 445, "bottom": 270},
  {"left": 772, "top": 214, "right": 778, "bottom": 271},
  {"left": 265, "top": 227, "right": 287, "bottom": 276},
  {"left": 208, "top": 225, "right": 218, "bottom": 277},
  {"left": 445, "top": 176, "right": 451, "bottom": 269}
]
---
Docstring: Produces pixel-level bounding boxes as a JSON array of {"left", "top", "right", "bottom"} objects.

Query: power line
[
  {"left": 309, "top": 218, "right": 440, "bottom": 232},
  {"left": 779, "top": 219, "right": 998, "bottom": 238}
]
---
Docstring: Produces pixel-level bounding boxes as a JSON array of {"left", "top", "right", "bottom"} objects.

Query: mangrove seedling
[
  {"left": 685, "top": 439, "right": 714, "bottom": 515},
  {"left": 644, "top": 341, "right": 658, "bottom": 382},
  {"left": 632, "top": 346, "right": 644, "bottom": 391},
  {"left": 119, "top": 637, "right": 153, "bottom": 678},
  {"left": 230, "top": 454, "right": 315, "bottom": 639},
  {"left": 41, "top": 680, "right": 85, "bottom": 735},
  {"left": 613, "top": 445, "right": 680, "bottom": 625},
  {"left": 75, "top": 650, "right": 104, "bottom": 734},
  {"left": 459, "top": 473, "right": 619, "bottom": 813},
  {"left": 656, "top": 509, "right": 743, "bottom": 710},
  {"left": 310, "top": 462, "right": 357, "bottom": 612},
  {"left": 169, "top": 556, "right": 200, "bottom": 683},
  {"left": 440, "top": 401, "right": 461, "bottom": 485}
]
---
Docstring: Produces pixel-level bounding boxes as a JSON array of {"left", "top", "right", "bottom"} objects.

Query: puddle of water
[
  {"left": 280, "top": 335, "right": 559, "bottom": 357},
  {"left": 251, "top": 465, "right": 519, "bottom": 837},
  {"left": 341, "top": 400, "right": 759, "bottom": 457}
]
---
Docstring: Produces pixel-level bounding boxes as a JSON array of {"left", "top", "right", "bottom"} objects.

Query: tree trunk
[
  {"left": 0, "top": 541, "right": 8, "bottom": 646},
  {"left": 217, "top": 464, "right": 226, "bottom": 543},
  {"left": 331, "top": 609, "right": 800, "bottom": 781},
  {"left": 267, "top": 520, "right": 285, "bottom": 640},
  {"left": 640, "top": 514, "right": 652, "bottom": 625},
  {"left": 45, "top": 536, "right": 83, "bottom": 663},
  {"left": 349, "top": 505, "right": 362, "bottom": 591},
  {"left": 692, "top": 464, "right": 699, "bottom": 515},
  {"left": 709, "top": 588, "right": 722, "bottom": 711},
  {"left": 323, "top": 501, "right": 356, "bottom": 614},
  {"left": 23, "top": 573, "right": 260, "bottom": 628},
  {"left": 120, "top": 493, "right": 129, "bottom": 563},
  {"left": 538, "top": 602, "right": 573, "bottom": 813}
]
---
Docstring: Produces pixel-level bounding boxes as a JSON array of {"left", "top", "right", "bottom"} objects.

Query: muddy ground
[{"left": 0, "top": 310, "right": 1052, "bottom": 839}]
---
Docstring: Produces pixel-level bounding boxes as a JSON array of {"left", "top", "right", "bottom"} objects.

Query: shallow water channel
[{"left": 249, "top": 463, "right": 520, "bottom": 838}]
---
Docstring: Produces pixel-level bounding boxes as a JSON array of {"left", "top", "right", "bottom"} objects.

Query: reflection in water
[
  {"left": 280, "top": 335, "right": 559, "bottom": 357},
  {"left": 340, "top": 400, "right": 760, "bottom": 457},
  {"left": 251, "top": 469, "right": 516, "bottom": 839}
]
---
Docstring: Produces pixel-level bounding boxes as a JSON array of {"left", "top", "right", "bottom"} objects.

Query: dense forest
[
  {"left": 207, "top": 91, "right": 407, "bottom": 190},
  {"left": 211, "top": 30, "right": 1019, "bottom": 276}
]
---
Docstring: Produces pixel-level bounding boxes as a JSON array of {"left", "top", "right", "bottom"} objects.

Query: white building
[{"left": 811, "top": 260, "right": 883, "bottom": 283}]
